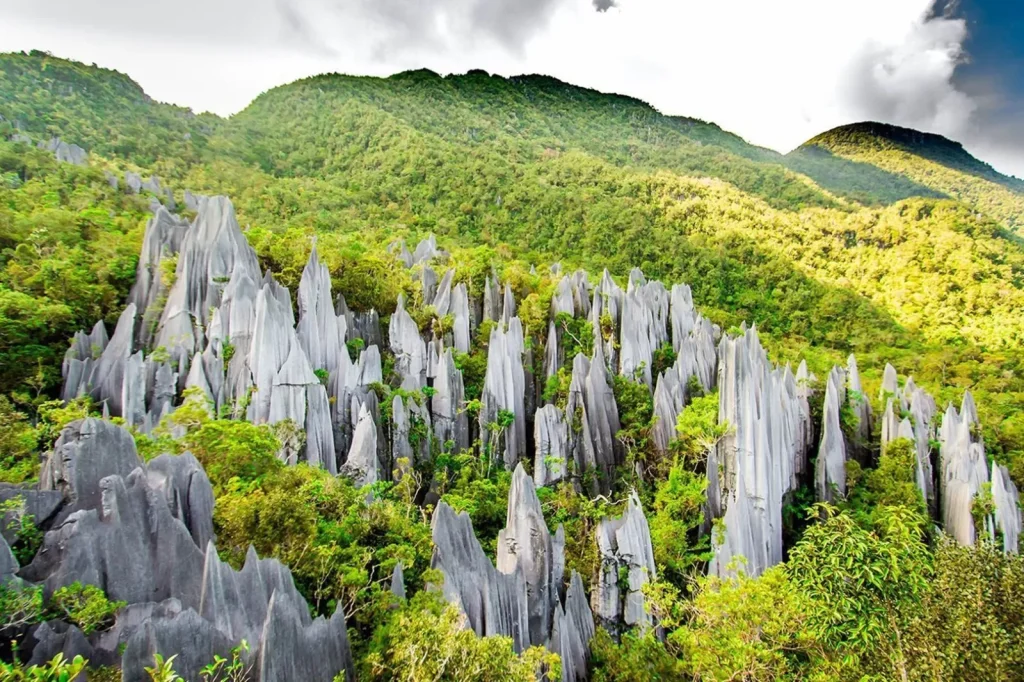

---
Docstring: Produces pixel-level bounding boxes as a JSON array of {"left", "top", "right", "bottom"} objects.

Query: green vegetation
[
  {"left": 49, "top": 582, "right": 126, "bottom": 635},
  {"left": 3, "top": 50, "right": 1024, "bottom": 680}
]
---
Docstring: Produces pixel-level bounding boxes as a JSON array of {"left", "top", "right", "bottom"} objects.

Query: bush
[{"left": 49, "top": 582, "right": 125, "bottom": 635}]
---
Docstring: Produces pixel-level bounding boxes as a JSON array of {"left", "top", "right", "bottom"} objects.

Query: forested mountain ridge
[
  {"left": 2, "top": 49, "right": 1024, "bottom": 681},
  {"left": 801, "top": 121, "right": 1024, "bottom": 230}
]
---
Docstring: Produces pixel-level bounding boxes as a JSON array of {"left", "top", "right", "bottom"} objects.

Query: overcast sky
[{"left": 1, "top": 0, "right": 1021, "bottom": 178}]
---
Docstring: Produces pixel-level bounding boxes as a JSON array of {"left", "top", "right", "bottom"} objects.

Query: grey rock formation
[
  {"left": 451, "top": 282, "right": 471, "bottom": 354},
  {"left": 432, "top": 269, "right": 455, "bottom": 317},
  {"left": 496, "top": 465, "right": 565, "bottom": 647},
  {"left": 940, "top": 396, "right": 991, "bottom": 547},
  {"left": 40, "top": 418, "right": 142, "bottom": 513},
  {"left": 590, "top": 270, "right": 623, "bottom": 372},
  {"left": 342, "top": 403, "right": 379, "bottom": 488},
  {"left": 25, "top": 418, "right": 355, "bottom": 682},
  {"left": 432, "top": 348, "right": 469, "bottom": 452},
  {"left": 125, "top": 171, "right": 143, "bottom": 194},
  {"left": 815, "top": 366, "right": 848, "bottom": 503},
  {"left": 389, "top": 295, "right": 427, "bottom": 390},
  {"left": 991, "top": 463, "right": 1021, "bottom": 554},
  {"left": 145, "top": 453, "right": 215, "bottom": 550},
  {"left": 708, "top": 326, "right": 811, "bottom": 578},
  {"left": 412, "top": 235, "right": 439, "bottom": 265},
  {"left": 0, "top": 486, "right": 62, "bottom": 546},
  {"left": 430, "top": 500, "right": 530, "bottom": 651},
  {"left": 39, "top": 137, "right": 87, "bottom": 165},
  {"left": 534, "top": 405, "right": 570, "bottom": 487},
  {"left": 390, "top": 561, "right": 406, "bottom": 600},
  {"left": 846, "top": 355, "right": 872, "bottom": 463},
  {"left": 61, "top": 321, "right": 109, "bottom": 402},
  {"left": 592, "top": 492, "right": 656, "bottom": 631},
  {"left": 550, "top": 571, "right": 595, "bottom": 682},
  {"left": 479, "top": 318, "right": 527, "bottom": 469},
  {"left": 652, "top": 364, "right": 687, "bottom": 454},
  {"left": 156, "top": 196, "right": 262, "bottom": 373},
  {"left": 122, "top": 609, "right": 234, "bottom": 682},
  {"left": 1, "top": 533, "right": 17, "bottom": 583}
]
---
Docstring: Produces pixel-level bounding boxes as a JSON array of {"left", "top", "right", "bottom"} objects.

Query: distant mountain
[{"left": 798, "top": 121, "right": 1024, "bottom": 229}]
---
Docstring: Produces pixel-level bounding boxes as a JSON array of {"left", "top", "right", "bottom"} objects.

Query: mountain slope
[
  {"left": 3, "top": 51, "right": 1024, "bottom": 474},
  {"left": 799, "top": 121, "right": 1024, "bottom": 230}
]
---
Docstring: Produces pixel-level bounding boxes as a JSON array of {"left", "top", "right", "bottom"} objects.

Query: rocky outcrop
[
  {"left": 342, "top": 403, "right": 379, "bottom": 488},
  {"left": 496, "top": 465, "right": 565, "bottom": 647},
  {"left": 591, "top": 493, "right": 656, "bottom": 632},
  {"left": 940, "top": 394, "right": 990, "bottom": 547},
  {"left": 846, "top": 355, "right": 872, "bottom": 463},
  {"left": 432, "top": 348, "right": 469, "bottom": 452},
  {"left": 432, "top": 467, "right": 596, "bottom": 678},
  {"left": 534, "top": 405, "right": 570, "bottom": 486},
  {"left": 815, "top": 366, "right": 848, "bottom": 503},
  {"left": 389, "top": 294, "right": 427, "bottom": 390},
  {"left": 39, "top": 137, "right": 87, "bottom": 166},
  {"left": 23, "top": 418, "right": 355, "bottom": 681},
  {"left": 430, "top": 500, "right": 530, "bottom": 651},
  {"left": 480, "top": 318, "right": 527, "bottom": 469},
  {"left": 564, "top": 343, "right": 621, "bottom": 493},
  {"left": 708, "top": 326, "right": 811, "bottom": 578},
  {"left": 991, "top": 463, "right": 1021, "bottom": 554}
]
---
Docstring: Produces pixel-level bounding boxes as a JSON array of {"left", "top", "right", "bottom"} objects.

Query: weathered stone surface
[
  {"left": 451, "top": 282, "right": 471, "bottom": 354},
  {"left": 390, "top": 561, "right": 406, "bottom": 600},
  {"left": 480, "top": 319, "right": 527, "bottom": 469},
  {"left": 430, "top": 500, "right": 530, "bottom": 651},
  {"left": 40, "top": 137, "right": 87, "bottom": 165},
  {"left": 0, "top": 486, "right": 63, "bottom": 546},
  {"left": 708, "top": 326, "right": 811, "bottom": 578},
  {"left": 389, "top": 295, "right": 427, "bottom": 390},
  {"left": 40, "top": 418, "right": 142, "bottom": 512},
  {"left": 0, "top": 533, "right": 17, "bottom": 583},
  {"left": 846, "top": 355, "right": 872, "bottom": 463},
  {"left": 342, "top": 403, "right": 379, "bottom": 488},
  {"left": 550, "top": 571, "right": 595, "bottom": 682},
  {"left": 940, "top": 396, "right": 991, "bottom": 547},
  {"left": 592, "top": 492, "right": 656, "bottom": 631},
  {"left": 991, "top": 463, "right": 1021, "bottom": 554},
  {"left": 534, "top": 405, "right": 570, "bottom": 487},
  {"left": 412, "top": 234, "right": 439, "bottom": 265},
  {"left": 432, "top": 348, "right": 469, "bottom": 452},
  {"left": 124, "top": 171, "right": 143, "bottom": 194},
  {"left": 815, "top": 366, "right": 848, "bottom": 503},
  {"left": 652, "top": 364, "right": 687, "bottom": 454},
  {"left": 26, "top": 418, "right": 355, "bottom": 682},
  {"left": 496, "top": 465, "right": 565, "bottom": 646},
  {"left": 27, "top": 621, "right": 93, "bottom": 668},
  {"left": 155, "top": 196, "right": 262, "bottom": 372},
  {"left": 122, "top": 608, "right": 233, "bottom": 682},
  {"left": 432, "top": 269, "right": 455, "bottom": 317},
  {"left": 590, "top": 270, "right": 623, "bottom": 372}
]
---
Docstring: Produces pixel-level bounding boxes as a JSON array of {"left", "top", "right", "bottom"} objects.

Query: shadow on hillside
[{"left": 785, "top": 146, "right": 947, "bottom": 207}]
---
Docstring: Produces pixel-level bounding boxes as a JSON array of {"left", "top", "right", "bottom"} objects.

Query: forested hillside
[{"left": 2, "top": 49, "right": 1024, "bottom": 682}]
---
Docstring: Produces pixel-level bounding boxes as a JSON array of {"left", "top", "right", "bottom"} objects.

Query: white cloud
[{"left": 1, "top": 0, "right": 1019, "bottom": 176}]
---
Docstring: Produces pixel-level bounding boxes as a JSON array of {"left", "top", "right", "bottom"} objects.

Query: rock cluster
[
  {"left": 431, "top": 464, "right": 596, "bottom": 681},
  {"left": 38, "top": 137, "right": 88, "bottom": 165},
  {"left": 709, "top": 326, "right": 813, "bottom": 578},
  {"left": 940, "top": 393, "right": 1021, "bottom": 553},
  {"left": 591, "top": 493, "right": 657, "bottom": 632},
  {"left": 18, "top": 418, "right": 355, "bottom": 681}
]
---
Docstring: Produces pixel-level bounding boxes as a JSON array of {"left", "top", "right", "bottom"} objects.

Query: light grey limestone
[
  {"left": 479, "top": 318, "right": 527, "bottom": 469},
  {"left": 496, "top": 464, "right": 565, "bottom": 647},
  {"left": 815, "top": 366, "right": 848, "bottom": 503},
  {"left": 534, "top": 405, "right": 570, "bottom": 487},
  {"left": 342, "top": 403, "right": 378, "bottom": 488},
  {"left": 430, "top": 500, "right": 530, "bottom": 652},
  {"left": 592, "top": 492, "right": 656, "bottom": 632},
  {"left": 432, "top": 348, "right": 469, "bottom": 453},
  {"left": 389, "top": 294, "right": 427, "bottom": 390}
]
